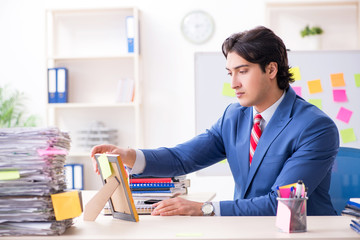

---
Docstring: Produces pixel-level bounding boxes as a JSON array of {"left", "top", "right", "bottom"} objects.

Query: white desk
[
  {"left": 2, "top": 191, "right": 358, "bottom": 239},
  {"left": 2, "top": 215, "right": 358, "bottom": 239}
]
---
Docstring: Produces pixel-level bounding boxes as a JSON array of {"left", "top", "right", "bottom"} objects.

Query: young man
[{"left": 91, "top": 26, "right": 339, "bottom": 216}]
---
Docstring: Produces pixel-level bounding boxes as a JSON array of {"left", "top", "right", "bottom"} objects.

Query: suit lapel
[
  {"left": 242, "top": 88, "right": 296, "bottom": 197},
  {"left": 236, "top": 107, "right": 252, "bottom": 195}
]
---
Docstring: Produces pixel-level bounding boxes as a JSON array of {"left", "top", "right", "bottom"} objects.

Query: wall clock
[{"left": 181, "top": 10, "right": 215, "bottom": 44}]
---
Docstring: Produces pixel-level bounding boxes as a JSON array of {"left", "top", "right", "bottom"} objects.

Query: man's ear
[{"left": 267, "top": 62, "right": 278, "bottom": 79}]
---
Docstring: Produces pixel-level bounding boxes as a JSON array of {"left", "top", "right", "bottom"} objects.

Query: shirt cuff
[
  {"left": 129, "top": 149, "right": 146, "bottom": 174},
  {"left": 212, "top": 201, "right": 221, "bottom": 216}
]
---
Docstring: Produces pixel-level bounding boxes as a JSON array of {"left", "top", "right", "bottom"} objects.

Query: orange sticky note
[
  {"left": 307, "top": 79, "right": 323, "bottom": 94},
  {"left": 51, "top": 191, "right": 83, "bottom": 221},
  {"left": 330, "top": 73, "right": 345, "bottom": 87}
]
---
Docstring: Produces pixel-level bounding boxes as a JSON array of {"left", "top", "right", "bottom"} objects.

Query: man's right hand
[{"left": 90, "top": 144, "right": 136, "bottom": 175}]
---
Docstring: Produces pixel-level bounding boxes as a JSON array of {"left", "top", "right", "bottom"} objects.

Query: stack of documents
[
  {"left": 0, "top": 127, "right": 72, "bottom": 236},
  {"left": 342, "top": 198, "right": 360, "bottom": 218},
  {"left": 342, "top": 198, "right": 360, "bottom": 234},
  {"left": 129, "top": 175, "right": 190, "bottom": 215}
]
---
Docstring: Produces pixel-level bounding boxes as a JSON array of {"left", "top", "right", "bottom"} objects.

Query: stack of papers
[
  {"left": 129, "top": 175, "right": 190, "bottom": 215},
  {"left": 0, "top": 127, "right": 72, "bottom": 236},
  {"left": 341, "top": 198, "right": 360, "bottom": 234}
]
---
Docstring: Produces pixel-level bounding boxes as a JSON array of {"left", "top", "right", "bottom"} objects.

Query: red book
[{"left": 129, "top": 178, "right": 172, "bottom": 184}]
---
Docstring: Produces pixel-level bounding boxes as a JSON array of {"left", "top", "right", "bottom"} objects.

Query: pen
[
  {"left": 290, "top": 186, "right": 295, "bottom": 198},
  {"left": 295, "top": 180, "right": 304, "bottom": 198},
  {"left": 276, "top": 186, "right": 281, "bottom": 197}
]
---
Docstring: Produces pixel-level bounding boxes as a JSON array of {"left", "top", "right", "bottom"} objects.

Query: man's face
[{"left": 226, "top": 52, "right": 276, "bottom": 112}]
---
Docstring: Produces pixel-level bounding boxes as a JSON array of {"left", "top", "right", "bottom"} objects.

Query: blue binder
[
  {"left": 56, "top": 68, "right": 68, "bottom": 103},
  {"left": 47, "top": 68, "right": 57, "bottom": 103},
  {"left": 126, "top": 16, "right": 135, "bottom": 53},
  {"left": 64, "top": 163, "right": 84, "bottom": 190}
]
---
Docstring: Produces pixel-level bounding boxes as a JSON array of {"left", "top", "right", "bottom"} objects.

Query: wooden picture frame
[{"left": 95, "top": 153, "right": 139, "bottom": 222}]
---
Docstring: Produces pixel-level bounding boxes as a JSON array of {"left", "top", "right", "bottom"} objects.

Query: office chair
[{"left": 329, "top": 147, "right": 360, "bottom": 215}]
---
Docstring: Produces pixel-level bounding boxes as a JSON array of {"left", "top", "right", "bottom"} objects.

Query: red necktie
[{"left": 249, "top": 114, "right": 262, "bottom": 165}]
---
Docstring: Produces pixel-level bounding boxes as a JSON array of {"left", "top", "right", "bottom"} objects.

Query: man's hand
[
  {"left": 90, "top": 144, "right": 136, "bottom": 175},
  {"left": 151, "top": 197, "right": 204, "bottom": 216}
]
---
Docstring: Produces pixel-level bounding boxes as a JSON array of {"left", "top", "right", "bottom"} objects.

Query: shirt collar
[{"left": 252, "top": 91, "right": 286, "bottom": 129}]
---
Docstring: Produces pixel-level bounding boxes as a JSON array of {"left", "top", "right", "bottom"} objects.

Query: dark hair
[{"left": 222, "top": 26, "right": 294, "bottom": 90}]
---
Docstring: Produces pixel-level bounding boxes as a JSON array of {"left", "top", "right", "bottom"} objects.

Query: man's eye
[
  {"left": 239, "top": 70, "right": 247, "bottom": 74},
  {"left": 227, "top": 72, "right": 232, "bottom": 76}
]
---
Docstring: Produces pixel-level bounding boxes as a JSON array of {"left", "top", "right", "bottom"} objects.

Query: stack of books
[
  {"left": 129, "top": 175, "right": 190, "bottom": 214},
  {"left": 341, "top": 198, "right": 360, "bottom": 234},
  {"left": 0, "top": 127, "right": 73, "bottom": 236}
]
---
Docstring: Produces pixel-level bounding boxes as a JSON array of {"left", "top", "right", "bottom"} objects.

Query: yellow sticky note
[
  {"left": 219, "top": 159, "right": 228, "bottom": 164},
  {"left": 307, "top": 79, "right": 323, "bottom": 94},
  {"left": 98, "top": 154, "right": 113, "bottom": 179},
  {"left": 289, "top": 66, "right": 301, "bottom": 81},
  {"left": 51, "top": 191, "right": 83, "bottom": 221},
  {"left": 222, "top": 82, "right": 235, "bottom": 97},
  {"left": 308, "top": 99, "right": 322, "bottom": 110},
  {"left": 355, "top": 73, "right": 360, "bottom": 87},
  {"left": 330, "top": 73, "right": 345, "bottom": 87},
  {"left": 0, "top": 170, "right": 20, "bottom": 180},
  {"left": 340, "top": 128, "right": 356, "bottom": 144}
]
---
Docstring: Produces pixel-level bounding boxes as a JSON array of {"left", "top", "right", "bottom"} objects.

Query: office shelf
[{"left": 45, "top": 7, "right": 142, "bottom": 190}]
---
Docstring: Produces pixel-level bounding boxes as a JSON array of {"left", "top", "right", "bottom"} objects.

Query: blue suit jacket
[{"left": 141, "top": 87, "right": 339, "bottom": 216}]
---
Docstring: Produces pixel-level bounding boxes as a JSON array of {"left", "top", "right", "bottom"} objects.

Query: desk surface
[
  {"left": 2, "top": 215, "right": 358, "bottom": 240},
  {"left": 2, "top": 191, "right": 358, "bottom": 239}
]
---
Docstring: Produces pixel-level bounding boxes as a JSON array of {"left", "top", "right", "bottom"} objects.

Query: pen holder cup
[{"left": 276, "top": 197, "right": 308, "bottom": 233}]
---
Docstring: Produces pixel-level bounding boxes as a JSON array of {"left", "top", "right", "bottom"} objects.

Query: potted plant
[
  {"left": 300, "top": 25, "right": 324, "bottom": 38},
  {"left": 0, "top": 85, "right": 37, "bottom": 128},
  {"left": 300, "top": 25, "right": 324, "bottom": 50}
]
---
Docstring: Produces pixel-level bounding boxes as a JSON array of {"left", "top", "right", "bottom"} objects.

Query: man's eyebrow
[{"left": 225, "top": 64, "right": 249, "bottom": 71}]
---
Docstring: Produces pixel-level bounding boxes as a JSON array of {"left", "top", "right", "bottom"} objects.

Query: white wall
[{"left": 0, "top": 0, "right": 266, "bottom": 146}]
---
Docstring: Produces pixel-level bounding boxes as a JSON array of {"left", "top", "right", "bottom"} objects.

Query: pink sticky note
[
  {"left": 37, "top": 148, "right": 68, "bottom": 156},
  {"left": 276, "top": 201, "right": 291, "bottom": 232},
  {"left": 279, "top": 188, "right": 292, "bottom": 198},
  {"left": 336, "top": 107, "right": 353, "bottom": 123},
  {"left": 292, "top": 86, "right": 302, "bottom": 97},
  {"left": 333, "top": 89, "right": 347, "bottom": 102}
]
